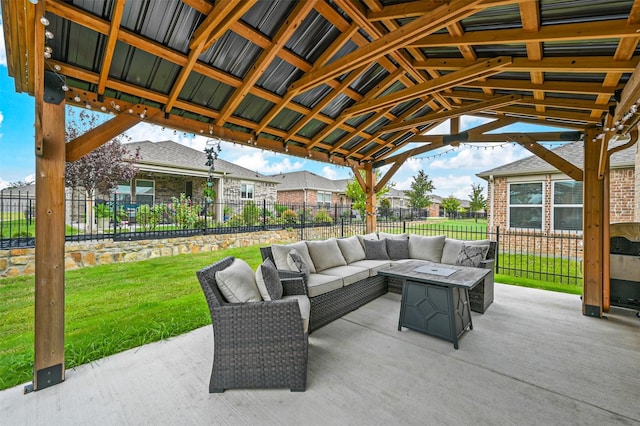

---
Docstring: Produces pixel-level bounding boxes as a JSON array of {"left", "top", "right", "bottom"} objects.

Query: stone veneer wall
[{"left": 0, "top": 230, "right": 298, "bottom": 277}]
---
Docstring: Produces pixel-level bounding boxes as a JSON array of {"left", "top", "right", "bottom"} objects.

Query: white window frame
[
  {"left": 241, "top": 182, "right": 254, "bottom": 200},
  {"left": 317, "top": 191, "right": 331, "bottom": 208},
  {"left": 507, "top": 181, "right": 544, "bottom": 230},
  {"left": 134, "top": 179, "right": 155, "bottom": 205},
  {"left": 551, "top": 180, "right": 583, "bottom": 232}
]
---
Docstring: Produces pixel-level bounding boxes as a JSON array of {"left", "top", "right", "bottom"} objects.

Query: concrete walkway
[{"left": 1, "top": 284, "right": 639, "bottom": 425}]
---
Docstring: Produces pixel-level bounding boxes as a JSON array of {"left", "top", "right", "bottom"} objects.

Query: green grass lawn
[{"left": 0, "top": 235, "right": 582, "bottom": 391}]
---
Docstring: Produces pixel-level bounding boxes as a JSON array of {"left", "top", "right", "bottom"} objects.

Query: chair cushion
[
  {"left": 336, "top": 235, "right": 366, "bottom": 264},
  {"left": 215, "top": 258, "right": 262, "bottom": 303},
  {"left": 306, "top": 273, "right": 344, "bottom": 297},
  {"left": 271, "top": 241, "right": 316, "bottom": 273},
  {"left": 456, "top": 243, "right": 490, "bottom": 267},
  {"left": 281, "top": 295, "right": 310, "bottom": 333},
  {"left": 306, "top": 238, "right": 347, "bottom": 272},
  {"left": 363, "top": 238, "right": 390, "bottom": 260},
  {"left": 319, "top": 265, "right": 370, "bottom": 286},
  {"left": 386, "top": 238, "right": 409, "bottom": 260},
  {"left": 287, "top": 248, "right": 310, "bottom": 283},
  {"left": 357, "top": 232, "right": 379, "bottom": 249},
  {"left": 408, "top": 234, "right": 446, "bottom": 262},
  {"left": 349, "top": 259, "right": 392, "bottom": 276},
  {"left": 378, "top": 232, "right": 408, "bottom": 240},
  {"left": 255, "top": 258, "right": 283, "bottom": 301},
  {"left": 441, "top": 238, "right": 490, "bottom": 265}
]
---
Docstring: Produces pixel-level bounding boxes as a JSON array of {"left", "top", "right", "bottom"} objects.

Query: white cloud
[
  {"left": 232, "top": 151, "right": 306, "bottom": 174},
  {"left": 0, "top": 14, "right": 6, "bottom": 67},
  {"left": 428, "top": 144, "right": 527, "bottom": 171},
  {"left": 432, "top": 175, "right": 475, "bottom": 199},
  {"left": 321, "top": 166, "right": 339, "bottom": 180},
  {"left": 0, "top": 178, "right": 9, "bottom": 190}
]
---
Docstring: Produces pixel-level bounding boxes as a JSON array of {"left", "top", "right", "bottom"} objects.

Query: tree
[
  {"left": 64, "top": 108, "right": 141, "bottom": 231},
  {"left": 7, "top": 178, "right": 35, "bottom": 189},
  {"left": 404, "top": 170, "right": 434, "bottom": 209},
  {"left": 442, "top": 195, "right": 461, "bottom": 219},
  {"left": 468, "top": 183, "right": 487, "bottom": 223},
  {"left": 345, "top": 169, "right": 391, "bottom": 218}
]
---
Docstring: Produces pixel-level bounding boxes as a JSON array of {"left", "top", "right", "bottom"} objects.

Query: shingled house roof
[
  {"left": 271, "top": 171, "right": 346, "bottom": 192},
  {"left": 126, "top": 140, "right": 279, "bottom": 183},
  {"left": 476, "top": 141, "right": 636, "bottom": 179}
]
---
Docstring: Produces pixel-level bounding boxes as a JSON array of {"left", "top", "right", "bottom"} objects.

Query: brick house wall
[
  {"left": 277, "top": 190, "right": 349, "bottom": 207},
  {"left": 636, "top": 144, "right": 640, "bottom": 222}
]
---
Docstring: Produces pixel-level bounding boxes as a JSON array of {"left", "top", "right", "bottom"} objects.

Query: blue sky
[{"left": 0, "top": 10, "right": 568, "bottom": 199}]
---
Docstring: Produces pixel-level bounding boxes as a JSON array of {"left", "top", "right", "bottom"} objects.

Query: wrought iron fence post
[
  {"left": 403, "top": 220, "right": 406, "bottom": 234},
  {"left": 263, "top": 199, "right": 267, "bottom": 230},
  {"left": 341, "top": 216, "right": 344, "bottom": 238},
  {"left": 300, "top": 202, "right": 306, "bottom": 241},
  {"left": 495, "top": 225, "right": 500, "bottom": 274},
  {"left": 112, "top": 192, "right": 118, "bottom": 236}
]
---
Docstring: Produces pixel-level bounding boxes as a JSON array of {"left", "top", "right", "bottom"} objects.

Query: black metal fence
[{"left": 1, "top": 192, "right": 582, "bottom": 285}]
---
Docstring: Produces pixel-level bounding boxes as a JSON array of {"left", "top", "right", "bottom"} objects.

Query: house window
[
  {"left": 241, "top": 183, "right": 254, "bottom": 199},
  {"left": 116, "top": 181, "right": 132, "bottom": 204},
  {"left": 135, "top": 179, "right": 155, "bottom": 206},
  {"left": 508, "top": 182, "right": 543, "bottom": 229},
  {"left": 318, "top": 191, "right": 331, "bottom": 208},
  {"left": 553, "top": 181, "right": 583, "bottom": 231}
]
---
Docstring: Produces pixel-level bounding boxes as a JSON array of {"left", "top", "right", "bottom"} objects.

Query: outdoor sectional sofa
[
  {"left": 196, "top": 232, "right": 496, "bottom": 393},
  {"left": 260, "top": 232, "right": 497, "bottom": 333}
]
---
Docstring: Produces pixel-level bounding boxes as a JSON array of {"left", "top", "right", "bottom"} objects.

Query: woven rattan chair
[{"left": 196, "top": 256, "right": 308, "bottom": 393}]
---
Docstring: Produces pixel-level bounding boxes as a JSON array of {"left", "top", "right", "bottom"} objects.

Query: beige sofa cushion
[
  {"left": 349, "top": 259, "right": 392, "bottom": 276},
  {"left": 281, "top": 295, "right": 311, "bottom": 333},
  {"left": 272, "top": 241, "right": 316, "bottom": 273},
  {"left": 306, "top": 273, "right": 343, "bottom": 297},
  {"left": 408, "top": 234, "right": 446, "bottom": 262},
  {"left": 378, "top": 232, "right": 408, "bottom": 240},
  {"left": 215, "top": 258, "right": 262, "bottom": 303},
  {"left": 441, "top": 238, "right": 490, "bottom": 265},
  {"left": 319, "top": 265, "right": 370, "bottom": 286},
  {"left": 306, "top": 238, "right": 347, "bottom": 272},
  {"left": 336, "top": 236, "right": 366, "bottom": 264},
  {"left": 357, "top": 232, "right": 379, "bottom": 248}
]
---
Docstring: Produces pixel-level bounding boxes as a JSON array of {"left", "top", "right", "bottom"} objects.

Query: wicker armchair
[{"left": 196, "top": 256, "right": 308, "bottom": 393}]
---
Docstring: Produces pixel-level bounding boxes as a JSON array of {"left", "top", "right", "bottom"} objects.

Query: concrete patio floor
[{"left": 1, "top": 283, "right": 639, "bottom": 425}]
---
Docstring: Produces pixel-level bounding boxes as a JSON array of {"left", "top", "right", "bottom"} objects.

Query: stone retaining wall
[{"left": 0, "top": 230, "right": 299, "bottom": 277}]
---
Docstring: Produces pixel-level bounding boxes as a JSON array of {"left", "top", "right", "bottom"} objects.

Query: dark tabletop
[{"left": 378, "top": 261, "right": 490, "bottom": 289}]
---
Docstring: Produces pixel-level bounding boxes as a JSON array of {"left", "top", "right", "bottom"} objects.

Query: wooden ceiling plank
[
  {"left": 465, "top": 79, "right": 621, "bottom": 96},
  {"left": 494, "top": 105, "right": 599, "bottom": 124},
  {"left": 216, "top": 0, "right": 318, "bottom": 126},
  {"left": 189, "top": 1, "right": 240, "bottom": 49},
  {"left": 345, "top": 57, "right": 512, "bottom": 117},
  {"left": 508, "top": 134, "right": 583, "bottom": 180},
  {"left": 379, "top": 94, "right": 522, "bottom": 134},
  {"left": 289, "top": 0, "right": 484, "bottom": 94}
]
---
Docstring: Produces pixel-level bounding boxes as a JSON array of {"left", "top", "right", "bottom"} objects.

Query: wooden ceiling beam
[
  {"left": 414, "top": 57, "right": 640, "bottom": 74},
  {"left": 409, "top": 131, "right": 582, "bottom": 143},
  {"left": 367, "top": 0, "right": 527, "bottom": 21},
  {"left": 289, "top": 0, "right": 484, "bottom": 94},
  {"left": 96, "top": 0, "right": 125, "bottom": 96},
  {"left": 344, "top": 57, "right": 512, "bottom": 117},
  {"left": 507, "top": 134, "right": 583, "bottom": 180},
  {"left": 464, "top": 79, "right": 621, "bottom": 96},
  {"left": 216, "top": 0, "right": 317, "bottom": 126},
  {"left": 494, "top": 106, "right": 600, "bottom": 124},
  {"left": 411, "top": 19, "right": 640, "bottom": 47},
  {"left": 379, "top": 94, "right": 522, "bottom": 134}
]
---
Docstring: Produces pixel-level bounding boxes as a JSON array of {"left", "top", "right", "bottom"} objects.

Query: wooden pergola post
[
  {"left": 582, "top": 127, "right": 605, "bottom": 317},
  {"left": 365, "top": 164, "right": 377, "bottom": 233}
]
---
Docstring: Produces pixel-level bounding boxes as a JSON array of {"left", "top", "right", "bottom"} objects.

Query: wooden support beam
[
  {"left": 34, "top": 91, "right": 67, "bottom": 391},
  {"left": 365, "top": 164, "right": 377, "bottom": 233},
  {"left": 507, "top": 134, "right": 583, "bottom": 181},
  {"left": 351, "top": 166, "right": 368, "bottom": 193},
  {"left": 65, "top": 112, "right": 143, "bottom": 162},
  {"left": 97, "top": 0, "right": 125, "bottom": 96},
  {"left": 375, "top": 153, "right": 410, "bottom": 192},
  {"left": 582, "top": 127, "right": 605, "bottom": 317}
]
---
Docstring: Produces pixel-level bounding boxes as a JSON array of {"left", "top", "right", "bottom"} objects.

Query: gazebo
[{"left": 2, "top": 0, "right": 639, "bottom": 390}]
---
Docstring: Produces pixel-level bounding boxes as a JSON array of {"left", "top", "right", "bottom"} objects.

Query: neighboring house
[
  {"left": 123, "top": 141, "right": 279, "bottom": 207},
  {"left": 272, "top": 171, "right": 349, "bottom": 209},
  {"left": 477, "top": 141, "right": 637, "bottom": 234}
]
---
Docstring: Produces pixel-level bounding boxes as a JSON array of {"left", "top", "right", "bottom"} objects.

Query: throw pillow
[
  {"left": 363, "top": 238, "right": 390, "bottom": 260},
  {"left": 441, "top": 238, "right": 490, "bottom": 265},
  {"left": 306, "top": 238, "right": 347, "bottom": 272},
  {"left": 271, "top": 241, "right": 316, "bottom": 273},
  {"left": 456, "top": 243, "right": 490, "bottom": 267},
  {"left": 386, "top": 238, "right": 409, "bottom": 260},
  {"left": 287, "top": 248, "right": 310, "bottom": 283},
  {"left": 255, "top": 258, "right": 283, "bottom": 301},
  {"left": 336, "top": 235, "right": 366, "bottom": 263},
  {"left": 408, "top": 234, "right": 446, "bottom": 262},
  {"left": 357, "top": 232, "right": 379, "bottom": 249},
  {"left": 215, "top": 258, "right": 262, "bottom": 303}
]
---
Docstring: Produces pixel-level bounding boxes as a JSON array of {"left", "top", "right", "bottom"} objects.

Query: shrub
[
  {"left": 314, "top": 209, "right": 333, "bottom": 224},
  {"left": 171, "top": 194, "right": 199, "bottom": 229},
  {"left": 242, "top": 201, "right": 261, "bottom": 226},
  {"left": 136, "top": 204, "right": 164, "bottom": 230},
  {"left": 281, "top": 209, "right": 298, "bottom": 224},
  {"left": 226, "top": 214, "right": 245, "bottom": 226}
]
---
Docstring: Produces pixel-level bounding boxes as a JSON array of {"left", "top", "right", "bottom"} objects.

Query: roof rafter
[{"left": 96, "top": 0, "right": 125, "bottom": 96}]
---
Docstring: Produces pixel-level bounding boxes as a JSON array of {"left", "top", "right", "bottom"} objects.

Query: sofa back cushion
[
  {"left": 357, "top": 232, "right": 379, "bottom": 249},
  {"left": 378, "top": 232, "right": 408, "bottom": 240},
  {"left": 271, "top": 241, "right": 316, "bottom": 273},
  {"left": 386, "top": 238, "right": 410, "bottom": 260},
  {"left": 336, "top": 236, "right": 366, "bottom": 264},
  {"left": 215, "top": 258, "right": 262, "bottom": 303},
  {"left": 408, "top": 234, "right": 446, "bottom": 262},
  {"left": 363, "top": 238, "right": 390, "bottom": 260},
  {"left": 441, "top": 238, "right": 490, "bottom": 265},
  {"left": 306, "top": 238, "right": 347, "bottom": 272}
]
